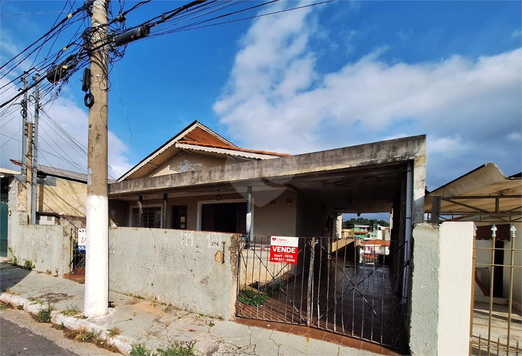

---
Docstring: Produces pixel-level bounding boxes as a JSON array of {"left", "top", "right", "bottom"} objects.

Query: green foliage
[
  {"left": 237, "top": 289, "right": 269, "bottom": 307},
  {"left": 130, "top": 344, "right": 154, "bottom": 356},
  {"left": 130, "top": 341, "right": 196, "bottom": 356},
  {"left": 156, "top": 341, "right": 196, "bottom": 356},
  {"left": 35, "top": 303, "right": 53, "bottom": 323},
  {"left": 55, "top": 322, "right": 65, "bottom": 330},
  {"left": 343, "top": 217, "right": 389, "bottom": 228},
  {"left": 17, "top": 304, "right": 24, "bottom": 310},
  {"left": 11, "top": 256, "right": 17, "bottom": 266}
]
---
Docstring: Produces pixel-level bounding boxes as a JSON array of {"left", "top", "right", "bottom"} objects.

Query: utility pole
[
  {"left": 20, "top": 73, "right": 28, "bottom": 177},
  {"left": 26, "top": 122, "right": 33, "bottom": 223},
  {"left": 84, "top": 0, "right": 109, "bottom": 318},
  {"left": 31, "top": 75, "right": 40, "bottom": 225}
]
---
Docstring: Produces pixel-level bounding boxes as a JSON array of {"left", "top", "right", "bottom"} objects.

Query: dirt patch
[{"left": 37, "top": 292, "right": 72, "bottom": 303}]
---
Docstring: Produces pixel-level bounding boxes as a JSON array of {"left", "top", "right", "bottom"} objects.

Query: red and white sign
[{"left": 270, "top": 236, "right": 299, "bottom": 265}]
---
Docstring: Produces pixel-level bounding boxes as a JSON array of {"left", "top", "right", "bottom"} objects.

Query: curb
[{"left": 0, "top": 292, "right": 134, "bottom": 355}]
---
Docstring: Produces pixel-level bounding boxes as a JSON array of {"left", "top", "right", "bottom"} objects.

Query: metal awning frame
[{"left": 430, "top": 195, "right": 522, "bottom": 223}]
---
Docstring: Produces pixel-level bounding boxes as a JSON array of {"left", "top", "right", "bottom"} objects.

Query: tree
[{"left": 343, "top": 217, "right": 390, "bottom": 229}]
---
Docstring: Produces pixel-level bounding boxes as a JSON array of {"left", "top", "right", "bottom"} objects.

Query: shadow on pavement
[{"left": 0, "top": 261, "right": 31, "bottom": 294}]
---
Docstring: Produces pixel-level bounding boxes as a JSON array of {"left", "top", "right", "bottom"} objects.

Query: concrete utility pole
[
  {"left": 31, "top": 75, "right": 40, "bottom": 225},
  {"left": 20, "top": 73, "right": 28, "bottom": 177},
  {"left": 26, "top": 122, "right": 33, "bottom": 223},
  {"left": 84, "top": 0, "right": 109, "bottom": 318}
]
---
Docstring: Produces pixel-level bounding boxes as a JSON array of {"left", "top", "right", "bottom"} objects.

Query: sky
[{"left": 0, "top": 0, "right": 521, "bottom": 193}]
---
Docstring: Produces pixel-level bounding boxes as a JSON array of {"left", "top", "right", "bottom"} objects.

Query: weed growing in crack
[
  {"left": 130, "top": 343, "right": 154, "bottom": 356},
  {"left": 63, "top": 327, "right": 119, "bottom": 353},
  {"left": 107, "top": 327, "right": 121, "bottom": 337},
  {"left": 130, "top": 341, "right": 196, "bottom": 356},
  {"left": 62, "top": 304, "right": 80, "bottom": 316},
  {"left": 35, "top": 302, "right": 53, "bottom": 323}
]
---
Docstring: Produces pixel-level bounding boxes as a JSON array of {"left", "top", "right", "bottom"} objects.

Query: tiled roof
[{"left": 177, "top": 141, "right": 290, "bottom": 157}]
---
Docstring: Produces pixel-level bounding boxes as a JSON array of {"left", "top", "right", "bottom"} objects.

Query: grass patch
[
  {"left": 107, "top": 327, "right": 121, "bottom": 337},
  {"left": 130, "top": 343, "right": 154, "bottom": 356},
  {"left": 62, "top": 304, "right": 80, "bottom": 316},
  {"left": 237, "top": 289, "right": 269, "bottom": 307},
  {"left": 156, "top": 341, "right": 196, "bottom": 356},
  {"left": 130, "top": 341, "right": 196, "bottom": 356},
  {"left": 35, "top": 302, "right": 53, "bottom": 323},
  {"left": 55, "top": 322, "right": 65, "bottom": 330},
  {"left": 0, "top": 302, "right": 12, "bottom": 310},
  {"left": 64, "top": 327, "right": 119, "bottom": 353}
]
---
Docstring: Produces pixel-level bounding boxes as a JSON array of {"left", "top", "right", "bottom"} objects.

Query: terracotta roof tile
[{"left": 177, "top": 141, "right": 291, "bottom": 157}]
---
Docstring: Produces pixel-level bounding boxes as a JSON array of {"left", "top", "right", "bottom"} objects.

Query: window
[{"left": 132, "top": 206, "right": 161, "bottom": 228}]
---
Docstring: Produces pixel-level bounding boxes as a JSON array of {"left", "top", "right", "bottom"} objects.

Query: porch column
[
  {"left": 138, "top": 195, "right": 143, "bottom": 227},
  {"left": 162, "top": 193, "right": 167, "bottom": 228},
  {"left": 246, "top": 186, "right": 253, "bottom": 243}
]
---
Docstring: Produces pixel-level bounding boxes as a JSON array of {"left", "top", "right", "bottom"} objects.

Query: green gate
[{"left": 0, "top": 178, "right": 8, "bottom": 257}]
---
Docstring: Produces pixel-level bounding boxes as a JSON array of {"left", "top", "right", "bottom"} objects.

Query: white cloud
[
  {"left": 0, "top": 77, "right": 132, "bottom": 180},
  {"left": 214, "top": 3, "right": 522, "bottom": 188}
]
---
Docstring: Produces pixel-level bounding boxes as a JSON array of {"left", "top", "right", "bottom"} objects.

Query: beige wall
[
  {"left": 37, "top": 177, "right": 86, "bottom": 218},
  {"left": 149, "top": 151, "right": 232, "bottom": 177},
  {"left": 14, "top": 177, "right": 86, "bottom": 220}
]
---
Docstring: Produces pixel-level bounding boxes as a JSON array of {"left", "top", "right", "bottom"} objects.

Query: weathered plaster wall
[
  {"left": 409, "top": 222, "right": 474, "bottom": 356},
  {"left": 8, "top": 222, "right": 73, "bottom": 276},
  {"left": 109, "top": 227, "right": 239, "bottom": 319},
  {"left": 149, "top": 151, "right": 229, "bottom": 177},
  {"left": 37, "top": 177, "right": 86, "bottom": 218}
]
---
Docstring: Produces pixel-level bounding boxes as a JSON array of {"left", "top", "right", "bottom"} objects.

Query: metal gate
[
  {"left": 0, "top": 178, "right": 8, "bottom": 257},
  {"left": 471, "top": 226, "right": 521, "bottom": 356},
  {"left": 235, "top": 236, "right": 409, "bottom": 352}
]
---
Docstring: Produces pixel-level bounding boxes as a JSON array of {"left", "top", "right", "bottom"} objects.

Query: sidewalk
[{"left": 0, "top": 260, "right": 385, "bottom": 356}]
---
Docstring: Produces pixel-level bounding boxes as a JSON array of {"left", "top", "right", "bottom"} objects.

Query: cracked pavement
[{"left": 1, "top": 262, "right": 379, "bottom": 355}]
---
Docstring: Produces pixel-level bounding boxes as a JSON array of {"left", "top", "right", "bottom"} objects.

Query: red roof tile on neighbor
[
  {"left": 359, "top": 240, "right": 391, "bottom": 246},
  {"left": 177, "top": 141, "right": 291, "bottom": 157}
]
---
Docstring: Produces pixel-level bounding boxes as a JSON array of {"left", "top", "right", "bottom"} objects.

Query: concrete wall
[
  {"left": 409, "top": 222, "right": 474, "bottom": 356},
  {"left": 295, "top": 192, "right": 327, "bottom": 238},
  {"left": 109, "top": 227, "right": 239, "bottom": 319},
  {"left": 8, "top": 223, "right": 73, "bottom": 276},
  {"left": 7, "top": 177, "right": 82, "bottom": 276}
]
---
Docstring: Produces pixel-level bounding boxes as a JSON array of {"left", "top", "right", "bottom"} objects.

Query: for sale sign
[
  {"left": 78, "top": 229, "right": 87, "bottom": 251},
  {"left": 270, "top": 236, "right": 299, "bottom": 265}
]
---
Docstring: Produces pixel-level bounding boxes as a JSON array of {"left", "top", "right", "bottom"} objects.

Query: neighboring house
[
  {"left": 5, "top": 162, "right": 88, "bottom": 275},
  {"left": 359, "top": 239, "right": 390, "bottom": 264},
  {"left": 425, "top": 162, "right": 522, "bottom": 354}
]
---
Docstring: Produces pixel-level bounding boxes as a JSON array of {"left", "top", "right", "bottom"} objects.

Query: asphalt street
[{"left": 0, "top": 308, "right": 117, "bottom": 356}]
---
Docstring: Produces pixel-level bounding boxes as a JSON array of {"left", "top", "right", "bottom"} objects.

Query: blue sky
[{"left": 0, "top": 0, "right": 521, "bottom": 192}]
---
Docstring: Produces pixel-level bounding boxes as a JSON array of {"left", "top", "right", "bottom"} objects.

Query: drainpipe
[{"left": 402, "top": 161, "right": 413, "bottom": 304}]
